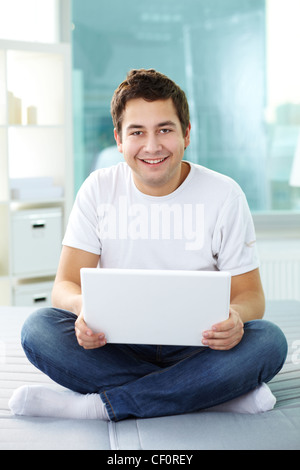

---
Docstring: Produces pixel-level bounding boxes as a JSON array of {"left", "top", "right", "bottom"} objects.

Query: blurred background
[
  {"left": 71, "top": 0, "right": 300, "bottom": 212},
  {"left": 0, "top": 0, "right": 299, "bottom": 305}
]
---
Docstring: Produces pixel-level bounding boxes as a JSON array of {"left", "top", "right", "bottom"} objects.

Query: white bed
[{"left": 0, "top": 300, "right": 299, "bottom": 450}]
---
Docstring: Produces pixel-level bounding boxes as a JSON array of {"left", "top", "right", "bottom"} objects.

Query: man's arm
[
  {"left": 52, "top": 246, "right": 106, "bottom": 349},
  {"left": 202, "top": 268, "right": 265, "bottom": 350},
  {"left": 230, "top": 267, "right": 265, "bottom": 322},
  {"left": 52, "top": 245, "right": 99, "bottom": 315}
]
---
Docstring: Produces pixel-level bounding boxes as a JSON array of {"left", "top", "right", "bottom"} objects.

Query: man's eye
[
  {"left": 132, "top": 131, "right": 143, "bottom": 136},
  {"left": 160, "top": 128, "right": 171, "bottom": 134}
]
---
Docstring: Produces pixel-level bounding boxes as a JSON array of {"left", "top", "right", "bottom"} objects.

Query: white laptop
[{"left": 81, "top": 268, "right": 231, "bottom": 347}]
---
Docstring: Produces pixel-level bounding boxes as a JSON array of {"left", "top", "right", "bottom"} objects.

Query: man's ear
[
  {"left": 114, "top": 128, "right": 123, "bottom": 153},
  {"left": 184, "top": 122, "right": 191, "bottom": 150}
]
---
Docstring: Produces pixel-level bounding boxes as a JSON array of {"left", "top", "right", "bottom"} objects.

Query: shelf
[
  {"left": 0, "top": 277, "right": 11, "bottom": 306},
  {"left": 5, "top": 124, "right": 64, "bottom": 129},
  {"left": 0, "top": 205, "right": 9, "bottom": 277},
  {"left": 11, "top": 271, "right": 57, "bottom": 281},
  {"left": 0, "top": 128, "right": 8, "bottom": 201},
  {"left": 0, "top": 50, "right": 6, "bottom": 126},
  {"left": 0, "top": 39, "right": 73, "bottom": 306},
  {"left": 8, "top": 126, "right": 66, "bottom": 185},
  {"left": 10, "top": 198, "right": 65, "bottom": 208},
  {"left": 6, "top": 48, "right": 65, "bottom": 126}
]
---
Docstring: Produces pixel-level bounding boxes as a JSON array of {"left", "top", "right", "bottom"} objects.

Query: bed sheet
[{"left": 0, "top": 301, "right": 299, "bottom": 450}]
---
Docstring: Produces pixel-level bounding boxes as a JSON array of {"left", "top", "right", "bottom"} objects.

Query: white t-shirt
[{"left": 63, "top": 162, "right": 259, "bottom": 276}]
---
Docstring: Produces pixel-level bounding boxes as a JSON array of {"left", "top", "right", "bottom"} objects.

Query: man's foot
[
  {"left": 9, "top": 385, "right": 110, "bottom": 420},
  {"left": 206, "top": 383, "right": 276, "bottom": 414}
]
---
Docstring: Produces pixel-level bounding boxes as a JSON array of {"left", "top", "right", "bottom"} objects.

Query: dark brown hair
[{"left": 111, "top": 69, "right": 190, "bottom": 138}]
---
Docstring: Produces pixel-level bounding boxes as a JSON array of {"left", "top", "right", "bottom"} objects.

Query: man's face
[{"left": 114, "top": 98, "right": 191, "bottom": 196}]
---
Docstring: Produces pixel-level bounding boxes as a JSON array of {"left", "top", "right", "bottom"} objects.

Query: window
[
  {"left": 0, "top": 0, "right": 59, "bottom": 44},
  {"left": 72, "top": 0, "right": 300, "bottom": 214}
]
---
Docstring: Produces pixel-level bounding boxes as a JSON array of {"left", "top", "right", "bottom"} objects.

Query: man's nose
[{"left": 143, "top": 133, "right": 162, "bottom": 154}]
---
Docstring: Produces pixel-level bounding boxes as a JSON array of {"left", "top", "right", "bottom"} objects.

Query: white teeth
[{"left": 143, "top": 157, "right": 166, "bottom": 164}]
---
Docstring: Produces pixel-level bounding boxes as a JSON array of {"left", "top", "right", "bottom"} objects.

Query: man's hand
[
  {"left": 201, "top": 269, "right": 265, "bottom": 351},
  {"left": 75, "top": 312, "right": 107, "bottom": 349},
  {"left": 202, "top": 307, "right": 244, "bottom": 350}
]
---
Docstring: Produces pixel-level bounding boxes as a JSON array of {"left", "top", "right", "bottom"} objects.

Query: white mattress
[{"left": 0, "top": 301, "right": 299, "bottom": 450}]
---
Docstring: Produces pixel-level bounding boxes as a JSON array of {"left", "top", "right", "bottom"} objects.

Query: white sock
[
  {"left": 9, "top": 385, "right": 110, "bottom": 421},
  {"left": 206, "top": 383, "right": 276, "bottom": 414}
]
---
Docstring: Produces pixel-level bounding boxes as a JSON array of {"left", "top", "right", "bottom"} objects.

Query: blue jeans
[{"left": 21, "top": 308, "right": 287, "bottom": 421}]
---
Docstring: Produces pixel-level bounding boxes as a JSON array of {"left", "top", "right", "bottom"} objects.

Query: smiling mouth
[{"left": 141, "top": 156, "right": 169, "bottom": 165}]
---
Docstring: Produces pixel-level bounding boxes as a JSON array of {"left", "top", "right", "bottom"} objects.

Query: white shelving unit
[{"left": 0, "top": 39, "right": 73, "bottom": 306}]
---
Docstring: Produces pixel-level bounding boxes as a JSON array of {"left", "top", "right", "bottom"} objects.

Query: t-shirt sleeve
[
  {"left": 212, "top": 191, "right": 259, "bottom": 276},
  {"left": 62, "top": 173, "right": 102, "bottom": 255}
]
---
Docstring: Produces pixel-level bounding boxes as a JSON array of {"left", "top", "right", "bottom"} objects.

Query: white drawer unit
[
  {"left": 11, "top": 208, "right": 62, "bottom": 276},
  {"left": 13, "top": 281, "right": 53, "bottom": 307}
]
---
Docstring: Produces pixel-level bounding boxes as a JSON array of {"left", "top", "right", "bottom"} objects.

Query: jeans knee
[
  {"left": 245, "top": 319, "right": 288, "bottom": 375},
  {"left": 263, "top": 320, "right": 287, "bottom": 359},
  {"left": 21, "top": 308, "right": 51, "bottom": 351},
  {"left": 21, "top": 307, "right": 76, "bottom": 353}
]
